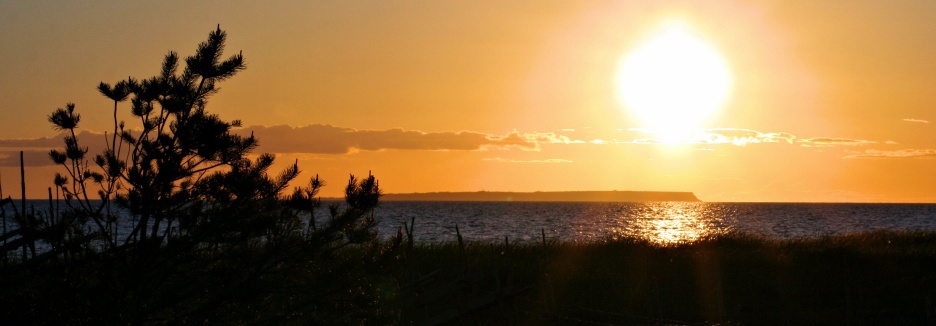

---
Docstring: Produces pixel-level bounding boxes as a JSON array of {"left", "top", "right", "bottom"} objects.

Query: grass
[
  {"left": 396, "top": 230, "right": 936, "bottom": 325},
  {"left": 2, "top": 229, "right": 935, "bottom": 324}
]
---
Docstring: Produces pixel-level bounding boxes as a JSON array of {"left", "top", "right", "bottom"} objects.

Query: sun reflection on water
[{"left": 616, "top": 202, "right": 728, "bottom": 245}]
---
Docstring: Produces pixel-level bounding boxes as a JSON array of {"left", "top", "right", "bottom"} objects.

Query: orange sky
[{"left": 2, "top": 1, "right": 936, "bottom": 202}]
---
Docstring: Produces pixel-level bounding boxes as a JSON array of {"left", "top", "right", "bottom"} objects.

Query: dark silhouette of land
[{"left": 379, "top": 190, "right": 701, "bottom": 202}]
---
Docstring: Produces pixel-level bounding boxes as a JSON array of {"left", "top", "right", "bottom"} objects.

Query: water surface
[
  {"left": 369, "top": 201, "right": 936, "bottom": 244},
  {"left": 7, "top": 200, "right": 936, "bottom": 245}
]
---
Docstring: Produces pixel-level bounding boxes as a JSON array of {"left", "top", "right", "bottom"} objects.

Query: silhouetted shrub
[{"left": 0, "top": 26, "right": 402, "bottom": 324}]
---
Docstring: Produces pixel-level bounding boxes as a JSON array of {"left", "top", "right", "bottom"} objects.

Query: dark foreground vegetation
[
  {"left": 1, "top": 27, "right": 935, "bottom": 325},
  {"left": 2, "top": 230, "right": 936, "bottom": 324},
  {"left": 398, "top": 230, "right": 936, "bottom": 325},
  {"left": 0, "top": 26, "right": 400, "bottom": 325}
]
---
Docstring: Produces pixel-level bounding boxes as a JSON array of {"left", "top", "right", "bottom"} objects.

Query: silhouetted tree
[
  {"left": 47, "top": 26, "right": 257, "bottom": 247},
  {"left": 0, "top": 26, "right": 405, "bottom": 324}
]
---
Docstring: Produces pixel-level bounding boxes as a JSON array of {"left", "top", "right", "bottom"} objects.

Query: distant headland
[{"left": 377, "top": 191, "right": 701, "bottom": 202}]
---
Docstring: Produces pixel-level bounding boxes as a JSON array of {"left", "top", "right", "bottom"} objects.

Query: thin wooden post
[
  {"left": 19, "top": 151, "right": 25, "bottom": 217},
  {"left": 403, "top": 215, "right": 415, "bottom": 249},
  {"left": 20, "top": 151, "right": 29, "bottom": 261},
  {"left": 541, "top": 228, "right": 547, "bottom": 248},
  {"left": 0, "top": 170, "right": 6, "bottom": 247},
  {"left": 29, "top": 205, "right": 36, "bottom": 258},
  {"left": 47, "top": 187, "right": 54, "bottom": 225},
  {"left": 455, "top": 224, "right": 465, "bottom": 256}
]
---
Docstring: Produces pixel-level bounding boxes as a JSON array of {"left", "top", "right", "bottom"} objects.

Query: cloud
[
  {"left": 0, "top": 131, "right": 109, "bottom": 167},
  {"left": 0, "top": 124, "right": 890, "bottom": 168},
  {"left": 0, "top": 150, "right": 57, "bottom": 167},
  {"left": 0, "top": 130, "right": 111, "bottom": 150},
  {"left": 799, "top": 137, "right": 876, "bottom": 146},
  {"left": 0, "top": 126, "right": 549, "bottom": 167},
  {"left": 629, "top": 138, "right": 663, "bottom": 144},
  {"left": 238, "top": 124, "right": 541, "bottom": 154},
  {"left": 235, "top": 126, "right": 886, "bottom": 154},
  {"left": 699, "top": 129, "right": 796, "bottom": 145},
  {"left": 903, "top": 118, "right": 929, "bottom": 124},
  {"left": 626, "top": 128, "right": 796, "bottom": 145},
  {"left": 0, "top": 135, "right": 64, "bottom": 149},
  {"left": 625, "top": 128, "right": 883, "bottom": 148},
  {"left": 482, "top": 157, "right": 573, "bottom": 163},
  {"left": 846, "top": 149, "right": 936, "bottom": 159},
  {"left": 520, "top": 132, "right": 582, "bottom": 144}
]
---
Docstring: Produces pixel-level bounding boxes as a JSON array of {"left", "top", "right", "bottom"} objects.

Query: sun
[{"left": 616, "top": 22, "right": 732, "bottom": 140}]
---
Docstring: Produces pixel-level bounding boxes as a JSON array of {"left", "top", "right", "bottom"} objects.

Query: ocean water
[
  {"left": 5, "top": 200, "right": 936, "bottom": 245},
  {"left": 369, "top": 201, "right": 936, "bottom": 244}
]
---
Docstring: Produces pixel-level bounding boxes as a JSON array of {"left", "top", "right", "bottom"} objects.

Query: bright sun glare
[{"left": 617, "top": 22, "right": 732, "bottom": 140}]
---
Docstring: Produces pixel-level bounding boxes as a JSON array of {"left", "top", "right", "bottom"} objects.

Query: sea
[
  {"left": 375, "top": 201, "right": 936, "bottom": 244},
  {"left": 5, "top": 200, "right": 936, "bottom": 245}
]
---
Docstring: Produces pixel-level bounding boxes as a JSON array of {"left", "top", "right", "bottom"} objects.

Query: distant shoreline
[{"left": 360, "top": 190, "right": 701, "bottom": 202}]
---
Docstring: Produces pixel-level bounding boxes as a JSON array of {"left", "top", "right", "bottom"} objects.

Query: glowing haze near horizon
[{"left": 2, "top": 1, "right": 936, "bottom": 202}]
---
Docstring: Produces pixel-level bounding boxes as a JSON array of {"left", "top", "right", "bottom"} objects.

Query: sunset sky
[{"left": 2, "top": 1, "right": 936, "bottom": 202}]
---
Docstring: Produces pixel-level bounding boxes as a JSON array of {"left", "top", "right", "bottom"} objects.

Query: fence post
[{"left": 19, "top": 151, "right": 25, "bottom": 217}]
